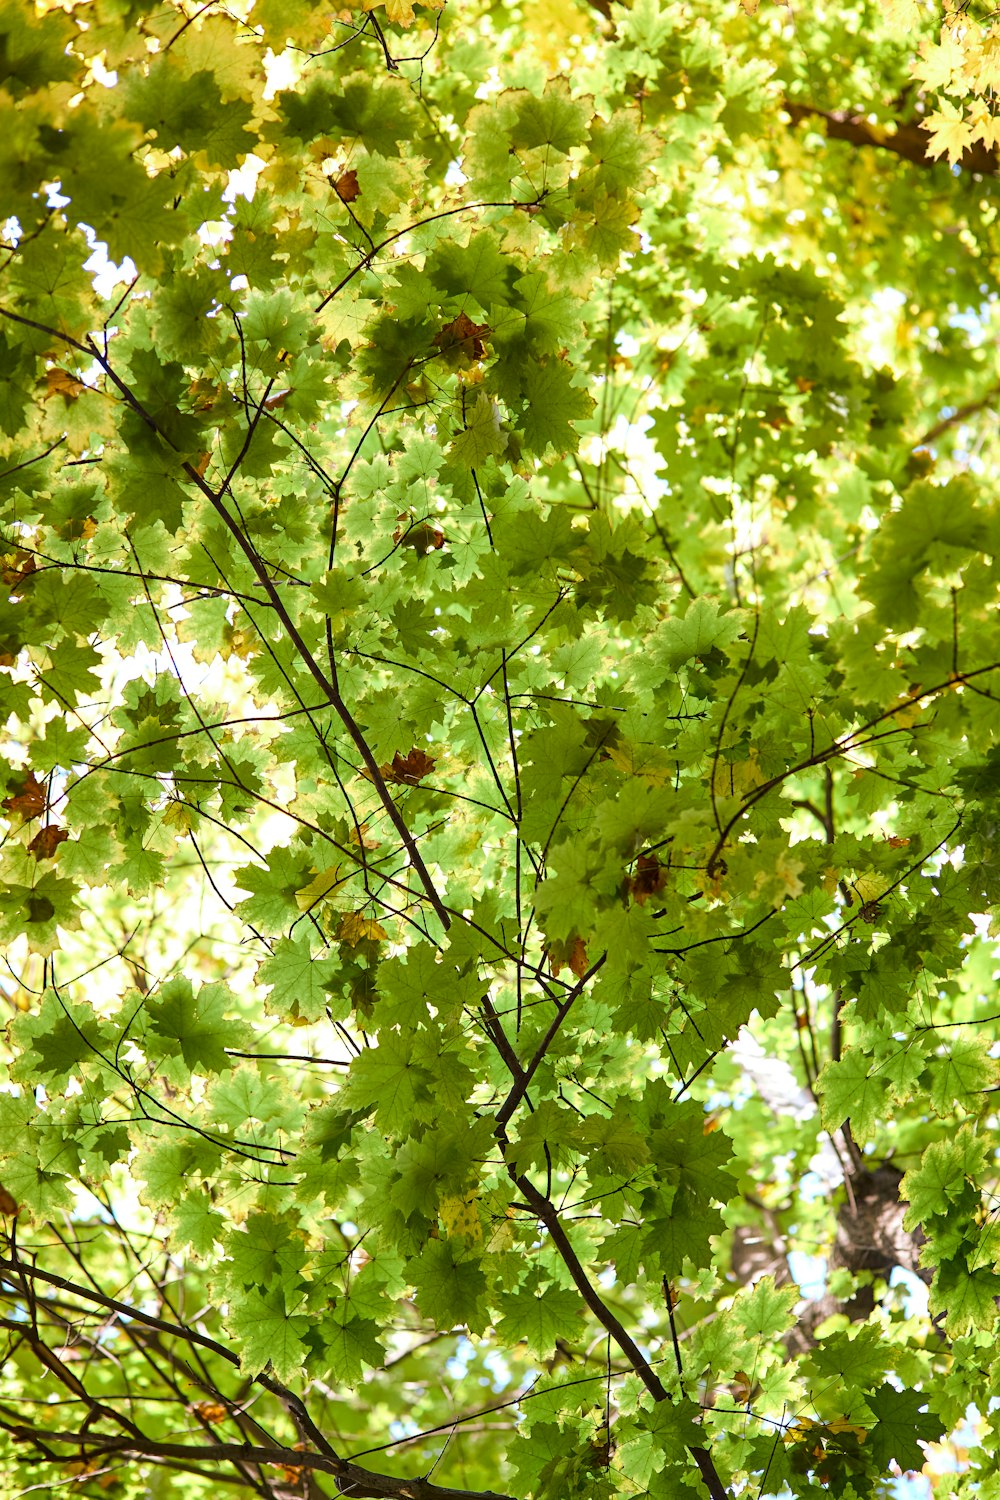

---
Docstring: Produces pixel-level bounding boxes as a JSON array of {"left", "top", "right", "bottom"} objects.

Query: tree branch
[
  {"left": 915, "top": 383, "right": 1000, "bottom": 446},
  {"left": 784, "top": 99, "right": 999, "bottom": 175},
  {"left": 497, "top": 1168, "right": 729, "bottom": 1500},
  {"left": 0, "top": 304, "right": 451, "bottom": 933},
  {"left": 0, "top": 1255, "right": 510, "bottom": 1500},
  {"left": 2, "top": 1421, "right": 514, "bottom": 1500},
  {"left": 494, "top": 955, "right": 606, "bottom": 1131}
]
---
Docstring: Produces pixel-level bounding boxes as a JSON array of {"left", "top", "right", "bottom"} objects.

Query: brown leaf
[
  {"left": 190, "top": 1401, "right": 229, "bottom": 1423},
  {"left": 334, "top": 168, "right": 361, "bottom": 203},
  {"left": 433, "top": 311, "right": 490, "bottom": 363},
  {"left": 567, "top": 935, "right": 589, "bottom": 977},
  {"left": 44, "top": 367, "right": 87, "bottom": 401},
  {"left": 547, "top": 935, "right": 589, "bottom": 977},
  {"left": 381, "top": 748, "right": 436, "bottom": 786},
  {"left": 1, "top": 549, "right": 36, "bottom": 590},
  {"left": 392, "top": 517, "right": 445, "bottom": 555},
  {"left": 27, "top": 824, "right": 69, "bottom": 860},
  {"left": 628, "top": 851, "right": 665, "bottom": 905},
  {"left": 0, "top": 1184, "right": 18, "bottom": 1216},
  {"left": 2, "top": 771, "right": 46, "bottom": 820}
]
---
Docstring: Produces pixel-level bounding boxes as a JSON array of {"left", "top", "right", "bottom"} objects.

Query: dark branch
[{"left": 784, "top": 99, "right": 999, "bottom": 175}]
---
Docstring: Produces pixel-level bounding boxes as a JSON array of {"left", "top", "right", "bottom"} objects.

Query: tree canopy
[{"left": 2, "top": 0, "right": 1000, "bottom": 1496}]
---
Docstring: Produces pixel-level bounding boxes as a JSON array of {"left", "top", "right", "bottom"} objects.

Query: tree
[{"left": 2, "top": 0, "right": 1000, "bottom": 1494}]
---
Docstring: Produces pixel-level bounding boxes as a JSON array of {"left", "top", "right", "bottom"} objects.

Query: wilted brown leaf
[
  {"left": 433, "top": 311, "right": 490, "bottom": 363},
  {"left": 27, "top": 824, "right": 69, "bottom": 860},
  {"left": 334, "top": 168, "right": 361, "bottom": 202},
  {"left": 567, "top": 935, "right": 589, "bottom": 977},
  {"left": 190, "top": 1401, "right": 229, "bottom": 1423},
  {"left": 2, "top": 771, "right": 46, "bottom": 820},
  {"left": 392, "top": 517, "right": 445, "bottom": 555},
  {"left": 381, "top": 748, "right": 436, "bottom": 786},
  {"left": 0, "top": 1184, "right": 18, "bottom": 1216},
  {"left": 628, "top": 851, "right": 665, "bottom": 905},
  {"left": 44, "top": 368, "right": 87, "bottom": 401},
  {"left": 547, "top": 934, "right": 589, "bottom": 977},
  {"left": 1, "top": 549, "right": 37, "bottom": 590}
]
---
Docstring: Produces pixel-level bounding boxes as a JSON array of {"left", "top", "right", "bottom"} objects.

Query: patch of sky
[{"left": 786, "top": 1248, "right": 826, "bottom": 1300}]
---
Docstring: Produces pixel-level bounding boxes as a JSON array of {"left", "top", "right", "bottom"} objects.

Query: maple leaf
[
  {"left": 546, "top": 934, "right": 589, "bottom": 976},
  {"left": 190, "top": 1402, "right": 228, "bottom": 1424},
  {"left": 433, "top": 311, "right": 491, "bottom": 364},
  {"left": 628, "top": 851, "right": 666, "bottom": 905},
  {"left": 439, "top": 1192, "right": 483, "bottom": 1243},
  {"left": 43, "top": 368, "right": 87, "bottom": 402},
  {"left": 912, "top": 30, "right": 967, "bottom": 92},
  {"left": 391, "top": 517, "right": 445, "bottom": 555},
  {"left": 380, "top": 748, "right": 436, "bottom": 785},
  {"left": 2, "top": 772, "right": 46, "bottom": 821},
  {"left": 448, "top": 391, "right": 509, "bottom": 466},
  {"left": 334, "top": 168, "right": 361, "bottom": 202},
  {"left": 865, "top": 1385, "right": 944, "bottom": 1472},
  {"left": 922, "top": 100, "right": 975, "bottom": 163},
  {"left": 338, "top": 911, "right": 389, "bottom": 946},
  {"left": 1, "top": 550, "right": 37, "bottom": 589},
  {"left": 26, "top": 825, "right": 68, "bottom": 860}
]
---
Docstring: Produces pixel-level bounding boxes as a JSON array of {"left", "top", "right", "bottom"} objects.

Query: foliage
[{"left": 2, "top": 1, "right": 1000, "bottom": 1497}]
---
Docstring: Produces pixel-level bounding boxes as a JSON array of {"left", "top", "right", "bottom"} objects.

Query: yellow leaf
[
  {"left": 882, "top": 0, "right": 925, "bottom": 25},
  {"left": 913, "top": 30, "right": 967, "bottom": 92},
  {"left": 439, "top": 1193, "right": 483, "bottom": 1244},
  {"left": 972, "top": 31, "right": 1000, "bottom": 92},
  {"left": 967, "top": 101, "right": 1000, "bottom": 150},
  {"left": 887, "top": 693, "right": 925, "bottom": 728},
  {"left": 852, "top": 871, "right": 883, "bottom": 904},
  {"left": 163, "top": 801, "right": 198, "bottom": 833},
  {"left": 922, "top": 101, "right": 975, "bottom": 163},
  {"left": 486, "top": 1212, "right": 516, "bottom": 1254},
  {"left": 295, "top": 865, "right": 347, "bottom": 911},
  {"left": 754, "top": 851, "right": 804, "bottom": 900},
  {"left": 362, "top": 0, "right": 415, "bottom": 23},
  {"left": 828, "top": 1420, "right": 869, "bottom": 1442},
  {"left": 338, "top": 911, "right": 388, "bottom": 946},
  {"left": 712, "top": 751, "right": 764, "bottom": 798}
]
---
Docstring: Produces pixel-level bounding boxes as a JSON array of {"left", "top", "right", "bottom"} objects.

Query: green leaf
[
  {"left": 313, "top": 1312, "right": 387, "bottom": 1383},
  {"left": 901, "top": 1128, "right": 989, "bottom": 1229},
  {"left": 731, "top": 1275, "right": 798, "bottom": 1341},
  {"left": 257, "top": 936, "right": 340, "bottom": 1022},
  {"left": 519, "top": 360, "right": 594, "bottom": 456},
  {"left": 495, "top": 1286, "right": 582, "bottom": 1357},
  {"left": 449, "top": 392, "right": 509, "bottom": 467},
  {"left": 930, "top": 1259, "right": 1000, "bottom": 1336},
  {"left": 865, "top": 1384, "right": 944, "bottom": 1472},
  {"left": 816, "top": 1053, "right": 885, "bottom": 1144},
  {"left": 226, "top": 1286, "right": 311, "bottom": 1382},
  {"left": 410, "top": 1240, "right": 489, "bottom": 1335},
  {"left": 144, "top": 979, "right": 249, "bottom": 1082},
  {"left": 806, "top": 1326, "right": 891, "bottom": 1392},
  {"left": 9, "top": 990, "right": 114, "bottom": 1087},
  {"left": 655, "top": 598, "right": 744, "bottom": 671}
]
